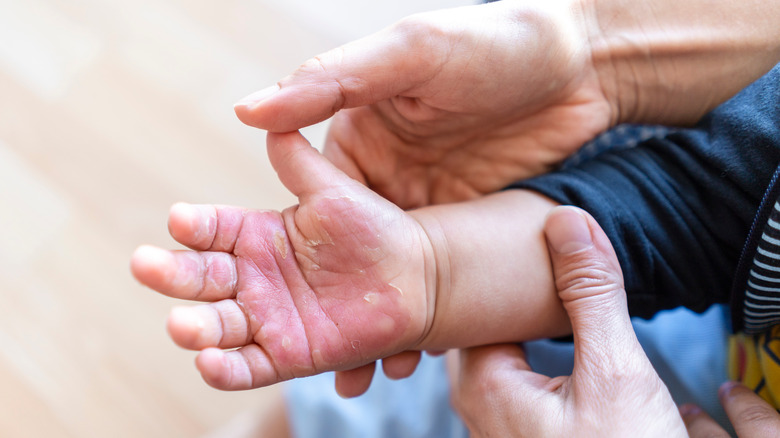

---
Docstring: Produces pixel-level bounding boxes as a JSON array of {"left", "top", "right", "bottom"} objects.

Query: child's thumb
[{"left": 266, "top": 131, "right": 358, "bottom": 200}]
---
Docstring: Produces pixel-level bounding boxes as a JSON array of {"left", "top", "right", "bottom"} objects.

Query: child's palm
[{"left": 131, "top": 132, "right": 432, "bottom": 390}]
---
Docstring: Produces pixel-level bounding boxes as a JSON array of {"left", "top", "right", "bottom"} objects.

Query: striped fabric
[{"left": 743, "top": 201, "right": 780, "bottom": 334}]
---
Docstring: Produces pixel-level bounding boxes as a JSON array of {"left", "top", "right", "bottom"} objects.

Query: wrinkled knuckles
[
  {"left": 733, "top": 404, "right": 780, "bottom": 428},
  {"left": 553, "top": 256, "right": 623, "bottom": 300}
]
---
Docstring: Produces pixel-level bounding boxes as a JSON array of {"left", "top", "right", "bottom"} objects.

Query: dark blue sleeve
[{"left": 511, "top": 64, "right": 780, "bottom": 319}]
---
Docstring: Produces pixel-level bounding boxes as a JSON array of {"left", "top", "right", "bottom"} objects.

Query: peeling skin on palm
[
  {"left": 388, "top": 283, "right": 404, "bottom": 296},
  {"left": 273, "top": 231, "right": 288, "bottom": 259},
  {"left": 133, "top": 132, "right": 433, "bottom": 389},
  {"left": 238, "top": 209, "right": 416, "bottom": 375}
]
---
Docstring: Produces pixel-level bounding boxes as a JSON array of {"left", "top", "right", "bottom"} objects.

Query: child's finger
[
  {"left": 196, "top": 345, "right": 281, "bottom": 391},
  {"left": 168, "top": 203, "right": 253, "bottom": 253},
  {"left": 381, "top": 351, "right": 422, "bottom": 379},
  {"left": 334, "top": 362, "right": 377, "bottom": 398},
  {"left": 130, "top": 245, "right": 238, "bottom": 302},
  {"left": 166, "top": 301, "right": 252, "bottom": 351}
]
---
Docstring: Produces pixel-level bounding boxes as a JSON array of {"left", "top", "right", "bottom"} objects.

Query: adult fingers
[
  {"left": 679, "top": 404, "right": 730, "bottom": 438},
  {"left": 449, "top": 343, "right": 535, "bottom": 410},
  {"left": 448, "top": 343, "right": 554, "bottom": 436},
  {"left": 234, "top": 18, "right": 444, "bottom": 133},
  {"left": 543, "top": 207, "right": 642, "bottom": 372},
  {"left": 719, "top": 381, "right": 780, "bottom": 437}
]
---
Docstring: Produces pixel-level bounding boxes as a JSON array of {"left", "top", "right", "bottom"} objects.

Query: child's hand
[
  {"left": 234, "top": 1, "right": 609, "bottom": 209},
  {"left": 131, "top": 131, "right": 436, "bottom": 392}
]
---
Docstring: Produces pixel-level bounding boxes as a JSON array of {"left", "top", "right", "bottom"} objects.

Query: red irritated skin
[
  {"left": 131, "top": 130, "right": 568, "bottom": 393},
  {"left": 131, "top": 131, "right": 435, "bottom": 390}
]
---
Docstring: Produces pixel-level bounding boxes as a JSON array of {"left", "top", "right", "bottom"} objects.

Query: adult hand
[
  {"left": 449, "top": 206, "right": 687, "bottom": 437},
  {"left": 235, "top": 0, "right": 611, "bottom": 208},
  {"left": 235, "top": 0, "right": 780, "bottom": 209},
  {"left": 681, "top": 381, "right": 780, "bottom": 437}
]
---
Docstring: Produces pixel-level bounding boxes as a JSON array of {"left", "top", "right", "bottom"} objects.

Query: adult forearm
[
  {"left": 410, "top": 190, "right": 570, "bottom": 350},
  {"left": 582, "top": 0, "right": 780, "bottom": 126}
]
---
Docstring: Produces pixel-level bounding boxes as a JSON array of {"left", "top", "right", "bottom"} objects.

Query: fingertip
[
  {"left": 381, "top": 351, "right": 421, "bottom": 380},
  {"left": 679, "top": 402, "right": 731, "bottom": 437},
  {"left": 334, "top": 362, "right": 376, "bottom": 398},
  {"left": 233, "top": 85, "right": 282, "bottom": 128},
  {"left": 265, "top": 130, "right": 309, "bottom": 173},
  {"left": 166, "top": 306, "right": 204, "bottom": 349},
  {"left": 234, "top": 84, "right": 281, "bottom": 111},
  {"left": 130, "top": 245, "right": 174, "bottom": 287},
  {"left": 168, "top": 203, "right": 215, "bottom": 249},
  {"left": 266, "top": 130, "right": 309, "bottom": 149},
  {"left": 196, "top": 347, "right": 229, "bottom": 389},
  {"left": 267, "top": 130, "right": 348, "bottom": 199},
  {"left": 679, "top": 403, "right": 703, "bottom": 418},
  {"left": 168, "top": 202, "right": 197, "bottom": 241},
  {"left": 234, "top": 84, "right": 332, "bottom": 132},
  {"left": 458, "top": 344, "right": 531, "bottom": 379},
  {"left": 718, "top": 380, "right": 742, "bottom": 400},
  {"left": 544, "top": 206, "right": 593, "bottom": 254}
]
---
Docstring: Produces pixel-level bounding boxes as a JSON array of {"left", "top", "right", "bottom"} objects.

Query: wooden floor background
[{"left": 0, "top": 0, "right": 471, "bottom": 437}]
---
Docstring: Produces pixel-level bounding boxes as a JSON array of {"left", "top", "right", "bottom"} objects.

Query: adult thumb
[
  {"left": 543, "top": 207, "right": 644, "bottom": 370},
  {"left": 234, "top": 22, "right": 438, "bottom": 133}
]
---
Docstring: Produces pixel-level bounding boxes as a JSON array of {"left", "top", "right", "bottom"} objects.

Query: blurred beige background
[{"left": 0, "top": 0, "right": 472, "bottom": 437}]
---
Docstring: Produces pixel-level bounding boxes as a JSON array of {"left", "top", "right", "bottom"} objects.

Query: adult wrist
[{"left": 581, "top": 0, "right": 780, "bottom": 126}]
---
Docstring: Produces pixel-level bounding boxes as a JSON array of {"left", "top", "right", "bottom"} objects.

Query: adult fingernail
[
  {"left": 678, "top": 403, "right": 702, "bottom": 417},
  {"left": 719, "top": 381, "right": 740, "bottom": 399},
  {"left": 234, "top": 84, "right": 280, "bottom": 109},
  {"left": 546, "top": 207, "right": 593, "bottom": 254}
]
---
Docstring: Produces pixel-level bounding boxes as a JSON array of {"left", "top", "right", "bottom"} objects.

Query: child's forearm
[{"left": 410, "top": 189, "right": 570, "bottom": 350}]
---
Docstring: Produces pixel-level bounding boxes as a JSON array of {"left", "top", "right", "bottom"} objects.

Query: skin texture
[
  {"left": 235, "top": 0, "right": 610, "bottom": 209},
  {"left": 137, "top": 0, "right": 780, "bottom": 403},
  {"left": 132, "top": 131, "right": 434, "bottom": 390},
  {"left": 448, "top": 207, "right": 688, "bottom": 438},
  {"left": 234, "top": 0, "right": 780, "bottom": 209},
  {"left": 131, "top": 131, "right": 566, "bottom": 392},
  {"left": 230, "top": 0, "right": 780, "bottom": 393},
  {"left": 450, "top": 208, "right": 780, "bottom": 436}
]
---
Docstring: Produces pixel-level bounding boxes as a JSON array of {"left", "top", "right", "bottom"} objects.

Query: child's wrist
[{"left": 407, "top": 208, "right": 450, "bottom": 351}]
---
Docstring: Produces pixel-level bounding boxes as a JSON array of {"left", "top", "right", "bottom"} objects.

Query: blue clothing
[
  {"left": 286, "top": 306, "right": 731, "bottom": 437},
  {"left": 514, "top": 63, "right": 780, "bottom": 325}
]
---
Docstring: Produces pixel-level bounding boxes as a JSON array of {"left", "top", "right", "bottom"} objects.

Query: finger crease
[{"left": 205, "top": 206, "right": 218, "bottom": 251}]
